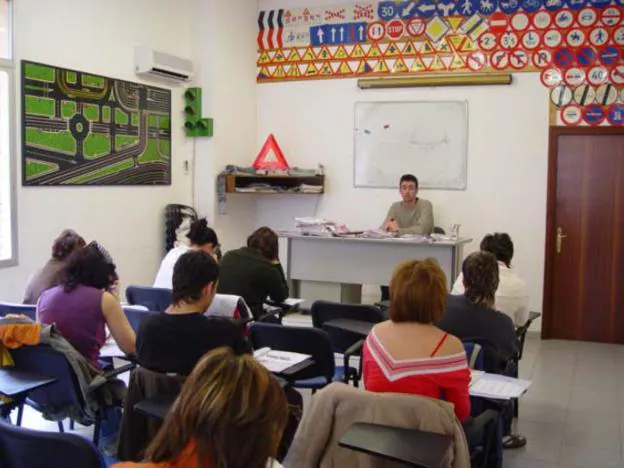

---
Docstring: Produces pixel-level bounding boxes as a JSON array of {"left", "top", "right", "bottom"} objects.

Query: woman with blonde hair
[{"left": 115, "top": 346, "right": 288, "bottom": 468}]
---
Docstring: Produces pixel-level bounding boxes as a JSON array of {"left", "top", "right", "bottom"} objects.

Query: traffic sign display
[
  {"left": 550, "top": 85, "right": 573, "bottom": 107},
  {"left": 566, "top": 29, "right": 585, "bottom": 48},
  {"left": 610, "top": 65, "right": 624, "bottom": 85},
  {"left": 575, "top": 47, "right": 596, "bottom": 67},
  {"left": 560, "top": 105, "right": 582, "bottom": 126},
  {"left": 566, "top": 0, "right": 588, "bottom": 10},
  {"left": 587, "top": 66, "right": 608, "bottom": 85},
  {"left": 541, "top": 68, "right": 563, "bottom": 87},
  {"left": 598, "top": 46, "right": 620, "bottom": 66},
  {"left": 510, "top": 50, "right": 530, "bottom": 69},
  {"left": 595, "top": 84, "right": 617, "bottom": 106},
  {"left": 466, "top": 52, "right": 486, "bottom": 71},
  {"left": 555, "top": 9, "right": 574, "bottom": 29},
  {"left": 533, "top": 11, "right": 552, "bottom": 29},
  {"left": 573, "top": 84, "right": 596, "bottom": 106},
  {"left": 489, "top": 12, "right": 510, "bottom": 33},
  {"left": 576, "top": 7, "right": 598, "bottom": 27},
  {"left": 607, "top": 104, "right": 624, "bottom": 126},
  {"left": 564, "top": 67, "right": 586, "bottom": 87},
  {"left": 554, "top": 47, "right": 575, "bottom": 68},
  {"left": 499, "top": 32, "right": 519, "bottom": 50},
  {"left": 582, "top": 104, "right": 605, "bottom": 125},
  {"left": 491, "top": 51, "right": 510, "bottom": 70},
  {"left": 532, "top": 49, "right": 552, "bottom": 68},
  {"left": 511, "top": 13, "right": 530, "bottom": 31},
  {"left": 386, "top": 20, "right": 405, "bottom": 39},
  {"left": 589, "top": 27, "right": 609, "bottom": 47},
  {"left": 522, "top": 30, "right": 542, "bottom": 49},
  {"left": 479, "top": 33, "right": 498, "bottom": 51},
  {"left": 407, "top": 18, "right": 425, "bottom": 37},
  {"left": 601, "top": 6, "right": 621, "bottom": 26},
  {"left": 367, "top": 21, "right": 386, "bottom": 41},
  {"left": 544, "top": 30, "right": 563, "bottom": 48}
]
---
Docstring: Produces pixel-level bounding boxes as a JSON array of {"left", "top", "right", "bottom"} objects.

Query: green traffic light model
[{"left": 183, "top": 87, "right": 213, "bottom": 137}]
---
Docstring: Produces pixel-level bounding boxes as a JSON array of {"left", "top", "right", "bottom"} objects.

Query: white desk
[{"left": 280, "top": 234, "right": 471, "bottom": 305}]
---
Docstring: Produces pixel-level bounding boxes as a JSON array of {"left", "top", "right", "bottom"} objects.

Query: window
[{"left": 0, "top": 0, "right": 15, "bottom": 265}]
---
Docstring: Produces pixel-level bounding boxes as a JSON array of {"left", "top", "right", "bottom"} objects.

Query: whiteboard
[{"left": 353, "top": 101, "right": 468, "bottom": 190}]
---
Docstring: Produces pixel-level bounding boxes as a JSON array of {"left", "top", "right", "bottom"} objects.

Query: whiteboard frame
[{"left": 352, "top": 100, "right": 469, "bottom": 190}]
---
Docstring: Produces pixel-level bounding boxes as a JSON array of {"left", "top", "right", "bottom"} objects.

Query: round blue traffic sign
[
  {"left": 576, "top": 47, "right": 596, "bottom": 66},
  {"left": 598, "top": 46, "right": 620, "bottom": 66},
  {"left": 522, "top": 0, "right": 543, "bottom": 12},
  {"left": 583, "top": 104, "right": 605, "bottom": 125},
  {"left": 545, "top": 0, "right": 565, "bottom": 10},
  {"left": 499, "top": 0, "right": 521, "bottom": 14},
  {"left": 565, "top": 0, "right": 588, "bottom": 10},
  {"left": 589, "top": 0, "right": 612, "bottom": 9},
  {"left": 607, "top": 104, "right": 624, "bottom": 126},
  {"left": 554, "top": 47, "right": 575, "bottom": 68}
]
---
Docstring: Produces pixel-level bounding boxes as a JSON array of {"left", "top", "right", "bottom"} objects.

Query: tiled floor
[{"left": 14, "top": 319, "right": 624, "bottom": 468}]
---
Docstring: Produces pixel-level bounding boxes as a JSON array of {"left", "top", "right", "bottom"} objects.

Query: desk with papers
[{"left": 280, "top": 234, "right": 471, "bottom": 305}]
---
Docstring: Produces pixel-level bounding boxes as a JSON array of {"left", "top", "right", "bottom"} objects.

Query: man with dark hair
[
  {"left": 382, "top": 174, "right": 434, "bottom": 236},
  {"left": 138, "top": 250, "right": 248, "bottom": 376},
  {"left": 438, "top": 251, "right": 518, "bottom": 369},
  {"left": 153, "top": 218, "right": 220, "bottom": 289}
]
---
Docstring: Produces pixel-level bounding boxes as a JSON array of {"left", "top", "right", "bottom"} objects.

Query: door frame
[{"left": 542, "top": 126, "right": 624, "bottom": 339}]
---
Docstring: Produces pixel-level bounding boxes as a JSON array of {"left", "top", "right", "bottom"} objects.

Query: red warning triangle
[{"left": 252, "top": 134, "right": 290, "bottom": 170}]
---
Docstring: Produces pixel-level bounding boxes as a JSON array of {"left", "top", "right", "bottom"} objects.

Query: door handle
[{"left": 556, "top": 227, "right": 567, "bottom": 254}]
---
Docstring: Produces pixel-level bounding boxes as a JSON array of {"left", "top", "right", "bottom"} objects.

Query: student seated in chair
[
  {"left": 23, "top": 229, "right": 86, "bottom": 304},
  {"left": 451, "top": 233, "right": 529, "bottom": 326},
  {"left": 138, "top": 250, "right": 249, "bottom": 376},
  {"left": 217, "top": 227, "right": 289, "bottom": 320},
  {"left": 153, "top": 218, "right": 220, "bottom": 290},
  {"left": 114, "top": 347, "right": 287, "bottom": 468},
  {"left": 380, "top": 174, "right": 434, "bottom": 301},
  {"left": 363, "top": 258, "right": 471, "bottom": 422},
  {"left": 37, "top": 245, "right": 136, "bottom": 368}
]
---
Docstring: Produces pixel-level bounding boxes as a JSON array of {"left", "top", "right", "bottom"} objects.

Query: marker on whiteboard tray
[
  {"left": 384, "top": 124, "right": 390, "bottom": 129},
  {"left": 364, "top": 129, "right": 371, "bottom": 134}
]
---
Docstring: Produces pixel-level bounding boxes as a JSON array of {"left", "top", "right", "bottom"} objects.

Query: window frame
[{"left": 0, "top": 0, "right": 17, "bottom": 267}]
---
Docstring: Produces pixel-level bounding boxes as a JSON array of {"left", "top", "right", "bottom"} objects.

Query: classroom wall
[
  {"left": 257, "top": 0, "right": 550, "bottom": 317},
  {"left": 0, "top": 0, "right": 194, "bottom": 301}
]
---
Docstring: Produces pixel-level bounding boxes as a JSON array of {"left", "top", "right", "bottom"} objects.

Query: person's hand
[
  {"left": 271, "top": 258, "right": 280, "bottom": 265},
  {"left": 4, "top": 313, "right": 30, "bottom": 320},
  {"left": 386, "top": 220, "right": 399, "bottom": 232}
]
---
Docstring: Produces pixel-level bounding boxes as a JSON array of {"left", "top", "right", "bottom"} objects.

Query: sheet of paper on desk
[
  {"left": 254, "top": 347, "right": 311, "bottom": 373},
  {"left": 283, "top": 298, "right": 305, "bottom": 307},
  {"left": 470, "top": 372, "right": 531, "bottom": 400}
]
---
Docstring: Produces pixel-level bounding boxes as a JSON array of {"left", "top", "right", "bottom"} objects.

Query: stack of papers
[
  {"left": 469, "top": 370, "right": 531, "bottom": 400},
  {"left": 254, "top": 347, "right": 311, "bottom": 373}
]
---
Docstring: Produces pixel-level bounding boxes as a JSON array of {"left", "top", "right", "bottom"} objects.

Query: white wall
[
  {"left": 191, "top": 0, "right": 259, "bottom": 253},
  {"left": 0, "top": 0, "right": 194, "bottom": 301},
  {"left": 257, "top": 0, "right": 549, "bottom": 315}
]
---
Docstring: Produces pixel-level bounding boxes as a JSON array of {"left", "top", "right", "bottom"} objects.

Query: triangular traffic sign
[{"left": 253, "top": 134, "right": 290, "bottom": 170}]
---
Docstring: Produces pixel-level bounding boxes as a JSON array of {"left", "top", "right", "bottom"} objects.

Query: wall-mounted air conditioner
[{"left": 135, "top": 45, "right": 194, "bottom": 83}]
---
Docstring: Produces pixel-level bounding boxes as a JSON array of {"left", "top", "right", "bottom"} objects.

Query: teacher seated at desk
[
  {"left": 381, "top": 173, "right": 434, "bottom": 301},
  {"left": 217, "top": 227, "right": 289, "bottom": 320}
]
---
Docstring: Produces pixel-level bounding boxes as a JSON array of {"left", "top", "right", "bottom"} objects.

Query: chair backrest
[
  {"left": 205, "top": 294, "right": 252, "bottom": 322},
  {"left": 461, "top": 337, "right": 507, "bottom": 374},
  {"left": 462, "top": 342, "right": 484, "bottom": 371},
  {"left": 126, "top": 286, "right": 172, "bottom": 312},
  {"left": 311, "top": 300, "right": 384, "bottom": 353},
  {"left": 248, "top": 323, "right": 335, "bottom": 381},
  {"left": 0, "top": 420, "right": 105, "bottom": 468},
  {"left": 8, "top": 344, "right": 86, "bottom": 420},
  {"left": 122, "top": 305, "right": 155, "bottom": 333},
  {"left": 0, "top": 302, "right": 36, "bottom": 321}
]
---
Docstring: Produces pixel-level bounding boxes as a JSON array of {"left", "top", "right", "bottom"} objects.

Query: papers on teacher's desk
[
  {"left": 469, "top": 370, "right": 531, "bottom": 400},
  {"left": 254, "top": 347, "right": 311, "bottom": 373}
]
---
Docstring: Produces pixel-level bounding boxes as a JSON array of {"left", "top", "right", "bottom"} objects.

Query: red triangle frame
[{"left": 252, "top": 134, "right": 290, "bottom": 170}]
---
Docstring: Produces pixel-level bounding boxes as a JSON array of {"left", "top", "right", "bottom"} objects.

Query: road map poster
[{"left": 22, "top": 61, "right": 172, "bottom": 186}]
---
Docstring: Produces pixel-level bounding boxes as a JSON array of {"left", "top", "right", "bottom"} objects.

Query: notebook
[
  {"left": 254, "top": 347, "right": 311, "bottom": 373},
  {"left": 469, "top": 370, "right": 531, "bottom": 400}
]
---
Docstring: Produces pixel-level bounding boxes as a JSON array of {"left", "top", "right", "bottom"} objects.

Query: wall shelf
[{"left": 224, "top": 173, "right": 324, "bottom": 195}]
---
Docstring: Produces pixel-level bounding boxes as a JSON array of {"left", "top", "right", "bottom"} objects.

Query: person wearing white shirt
[
  {"left": 451, "top": 233, "right": 529, "bottom": 327},
  {"left": 153, "top": 218, "right": 219, "bottom": 289}
]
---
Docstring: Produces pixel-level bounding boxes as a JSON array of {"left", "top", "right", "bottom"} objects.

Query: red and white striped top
[{"left": 363, "top": 329, "right": 471, "bottom": 421}]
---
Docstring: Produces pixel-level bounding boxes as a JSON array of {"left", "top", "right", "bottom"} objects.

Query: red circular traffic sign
[
  {"left": 466, "top": 52, "right": 486, "bottom": 71},
  {"left": 560, "top": 105, "right": 582, "bottom": 126},
  {"left": 541, "top": 68, "right": 563, "bottom": 88},
  {"left": 489, "top": 12, "right": 509, "bottom": 34},
  {"left": 406, "top": 18, "right": 425, "bottom": 37},
  {"left": 367, "top": 21, "right": 386, "bottom": 41},
  {"left": 564, "top": 67, "right": 586, "bottom": 87}
]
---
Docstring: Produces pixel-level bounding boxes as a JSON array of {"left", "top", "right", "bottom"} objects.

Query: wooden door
[{"left": 543, "top": 127, "right": 624, "bottom": 343}]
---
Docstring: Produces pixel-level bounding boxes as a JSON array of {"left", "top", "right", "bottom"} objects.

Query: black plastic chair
[
  {"left": 248, "top": 323, "right": 342, "bottom": 391},
  {"left": 0, "top": 302, "right": 36, "bottom": 321},
  {"left": 126, "top": 286, "right": 172, "bottom": 312},
  {"left": 515, "top": 311, "right": 541, "bottom": 361},
  {"left": 311, "top": 300, "right": 384, "bottom": 386},
  {"left": 0, "top": 419, "right": 106, "bottom": 468},
  {"left": 8, "top": 344, "right": 133, "bottom": 445}
]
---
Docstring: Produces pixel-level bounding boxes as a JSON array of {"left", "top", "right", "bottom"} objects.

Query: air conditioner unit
[{"left": 135, "top": 45, "right": 194, "bottom": 82}]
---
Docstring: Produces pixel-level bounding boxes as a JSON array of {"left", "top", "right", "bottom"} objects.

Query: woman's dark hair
[
  {"left": 51, "top": 229, "right": 86, "bottom": 261},
  {"left": 480, "top": 233, "right": 514, "bottom": 268},
  {"left": 187, "top": 218, "right": 219, "bottom": 248},
  {"left": 172, "top": 250, "right": 219, "bottom": 305},
  {"left": 462, "top": 251, "right": 500, "bottom": 307},
  {"left": 247, "top": 227, "right": 278, "bottom": 261},
  {"left": 62, "top": 247, "right": 115, "bottom": 293},
  {"left": 145, "top": 347, "right": 288, "bottom": 468}
]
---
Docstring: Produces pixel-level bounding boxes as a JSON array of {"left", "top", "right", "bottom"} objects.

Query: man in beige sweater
[{"left": 383, "top": 174, "right": 434, "bottom": 235}]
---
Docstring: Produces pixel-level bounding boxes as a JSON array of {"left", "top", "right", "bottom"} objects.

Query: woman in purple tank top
[{"left": 37, "top": 246, "right": 136, "bottom": 367}]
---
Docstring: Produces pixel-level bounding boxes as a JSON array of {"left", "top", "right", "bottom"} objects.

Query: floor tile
[{"left": 558, "top": 444, "right": 623, "bottom": 467}]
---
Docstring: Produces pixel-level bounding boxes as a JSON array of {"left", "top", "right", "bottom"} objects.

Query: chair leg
[
  {"left": 57, "top": 420, "right": 65, "bottom": 433},
  {"left": 92, "top": 416, "right": 101, "bottom": 446},
  {"left": 16, "top": 403, "right": 24, "bottom": 426},
  {"left": 69, "top": 418, "right": 75, "bottom": 430}
]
